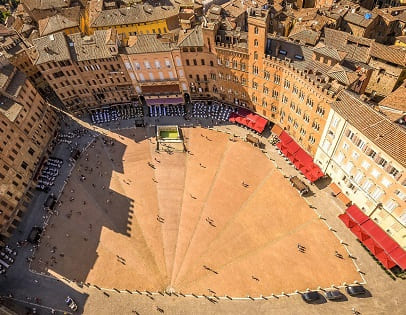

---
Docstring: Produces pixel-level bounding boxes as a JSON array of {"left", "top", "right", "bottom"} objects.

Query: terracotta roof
[
  {"left": 178, "top": 25, "right": 203, "bottom": 47},
  {"left": 333, "top": 90, "right": 406, "bottom": 167},
  {"left": 327, "top": 63, "right": 358, "bottom": 85},
  {"left": 288, "top": 28, "right": 320, "bottom": 46},
  {"left": 68, "top": 29, "right": 119, "bottom": 62},
  {"left": 379, "top": 84, "right": 406, "bottom": 112},
  {"left": 122, "top": 34, "right": 174, "bottom": 54},
  {"left": 33, "top": 32, "right": 71, "bottom": 64},
  {"left": 38, "top": 13, "right": 79, "bottom": 36},
  {"left": 22, "top": 0, "right": 70, "bottom": 11},
  {"left": 90, "top": 5, "right": 179, "bottom": 28},
  {"left": 312, "top": 43, "right": 347, "bottom": 61},
  {"left": 323, "top": 28, "right": 372, "bottom": 63},
  {"left": 344, "top": 10, "right": 376, "bottom": 28},
  {"left": 370, "top": 42, "right": 406, "bottom": 66}
]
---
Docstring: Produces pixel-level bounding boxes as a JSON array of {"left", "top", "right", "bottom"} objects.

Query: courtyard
[{"left": 31, "top": 126, "right": 361, "bottom": 297}]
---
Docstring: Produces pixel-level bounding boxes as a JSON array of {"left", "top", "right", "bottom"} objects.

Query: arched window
[
  {"left": 254, "top": 39, "right": 258, "bottom": 46},
  {"left": 254, "top": 26, "right": 259, "bottom": 34},
  {"left": 254, "top": 51, "right": 258, "bottom": 60}
]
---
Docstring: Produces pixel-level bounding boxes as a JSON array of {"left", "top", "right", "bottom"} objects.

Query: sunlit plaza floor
[{"left": 31, "top": 126, "right": 361, "bottom": 297}]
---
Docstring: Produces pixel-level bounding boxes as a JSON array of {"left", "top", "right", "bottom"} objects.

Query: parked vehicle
[
  {"left": 346, "top": 285, "right": 366, "bottom": 296},
  {"left": 301, "top": 291, "right": 320, "bottom": 303},
  {"left": 325, "top": 289, "right": 344, "bottom": 300}
]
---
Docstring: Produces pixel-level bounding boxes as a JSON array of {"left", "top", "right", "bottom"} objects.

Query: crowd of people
[
  {"left": 56, "top": 128, "right": 89, "bottom": 145},
  {"left": 90, "top": 104, "right": 144, "bottom": 124},
  {"left": 36, "top": 157, "right": 63, "bottom": 192},
  {"left": 191, "top": 101, "right": 236, "bottom": 122},
  {"left": 148, "top": 104, "right": 186, "bottom": 118}
]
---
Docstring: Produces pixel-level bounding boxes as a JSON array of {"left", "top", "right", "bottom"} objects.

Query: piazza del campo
[{"left": 0, "top": 0, "right": 405, "bottom": 314}]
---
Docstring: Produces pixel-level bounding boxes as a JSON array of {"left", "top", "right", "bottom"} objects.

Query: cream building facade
[{"left": 315, "top": 90, "right": 406, "bottom": 248}]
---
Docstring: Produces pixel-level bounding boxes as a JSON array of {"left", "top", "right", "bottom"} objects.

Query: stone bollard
[
  {"left": 248, "top": 296, "right": 254, "bottom": 301},
  {"left": 192, "top": 293, "right": 198, "bottom": 298},
  {"left": 145, "top": 290, "right": 152, "bottom": 295},
  {"left": 135, "top": 290, "right": 142, "bottom": 295},
  {"left": 225, "top": 295, "right": 232, "bottom": 300},
  {"left": 113, "top": 288, "right": 120, "bottom": 293},
  {"left": 125, "top": 290, "right": 132, "bottom": 294},
  {"left": 179, "top": 292, "right": 186, "bottom": 297}
]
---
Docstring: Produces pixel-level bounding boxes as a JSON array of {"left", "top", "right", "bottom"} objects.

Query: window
[
  {"left": 21, "top": 161, "right": 28, "bottom": 170},
  {"left": 344, "top": 162, "right": 354, "bottom": 174},
  {"left": 274, "top": 74, "right": 280, "bottom": 84},
  {"left": 362, "top": 180, "right": 373, "bottom": 192},
  {"left": 154, "top": 60, "right": 161, "bottom": 69},
  {"left": 306, "top": 97, "right": 314, "bottom": 108},
  {"left": 308, "top": 135, "right": 316, "bottom": 144},
  {"left": 361, "top": 160, "right": 370, "bottom": 170},
  {"left": 254, "top": 26, "right": 258, "bottom": 34},
  {"left": 354, "top": 171, "right": 364, "bottom": 184},
  {"left": 186, "top": 59, "right": 190, "bottom": 66},
  {"left": 303, "top": 113, "right": 310, "bottom": 123},
  {"left": 395, "top": 190, "right": 406, "bottom": 201},
  {"left": 254, "top": 52, "right": 258, "bottom": 60},
  {"left": 124, "top": 61, "right": 132, "bottom": 70},
  {"left": 144, "top": 61, "right": 151, "bottom": 69},
  {"left": 283, "top": 80, "right": 290, "bottom": 89},
  {"left": 272, "top": 90, "right": 279, "bottom": 99},
  {"left": 381, "top": 177, "right": 391, "bottom": 188},
  {"left": 282, "top": 95, "right": 288, "bottom": 103},
  {"left": 254, "top": 39, "right": 258, "bottom": 46},
  {"left": 148, "top": 72, "right": 154, "bottom": 80},
  {"left": 336, "top": 152, "right": 345, "bottom": 164},
  {"left": 165, "top": 59, "right": 171, "bottom": 68},
  {"left": 371, "top": 187, "right": 384, "bottom": 201},
  {"left": 343, "top": 142, "right": 350, "bottom": 151},
  {"left": 371, "top": 168, "right": 381, "bottom": 179},
  {"left": 175, "top": 57, "right": 182, "bottom": 66},
  {"left": 292, "top": 85, "right": 298, "bottom": 95},
  {"left": 28, "top": 148, "right": 35, "bottom": 156},
  {"left": 193, "top": 59, "right": 197, "bottom": 66},
  {"left": 322, "top": 140, "right": 331, "bottom": 151},
  {"left": 352, "top": 151, "right": 360, "bottom": 160},
  {"left": 264, "top": 71, "right": 270, "bottom": 80},
  {"left": 384, "top": 200, "right": 398, "bottom": 213}
]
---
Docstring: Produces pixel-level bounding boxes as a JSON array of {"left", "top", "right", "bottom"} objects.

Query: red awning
[
  {"left": 376, "top": 251, "right": 397, "bottom": 269},
  {"left": 229, "top": 109, "right": 268, "bottom": 133},
  {"left": 350, "top": 224, "right": 370, "bottom": 241},
  {"left": 388, "top": 247, "right": 406, "bottom": 270},
  {"left": 363, "top": 237, "right": 384, "bottom": 255},
  {"left": 276, "top": 131, "right": 324, "bottom": 182},
  {"left": 346, "top": 205, "right": 370, "bottom": 225},
  {"left": 286, "top": 140, "right": 300, "bottom": 155},
  {"left": 338, "top": 213, "right": 356, "bottom": 228},
  {"left": 343, "top": 205, "right": 406, "bottom": 270},
  {"left": 279, "top": 131, "right": 293, "bottom": 145}
]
